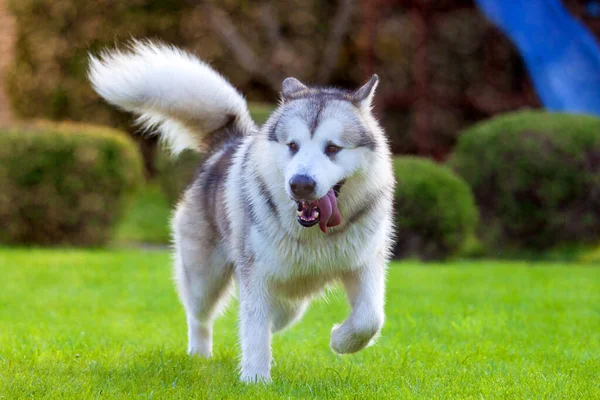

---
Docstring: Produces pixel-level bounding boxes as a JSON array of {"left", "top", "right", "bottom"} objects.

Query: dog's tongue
[{"left": 315, "top": 189, "right": 342, "bottom": 234}]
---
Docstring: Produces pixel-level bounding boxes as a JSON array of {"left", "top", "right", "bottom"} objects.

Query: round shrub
[
  {"left": 393, "top": 156, "right": 478, "bottom": 260},
  {"left": 0, "top": 122, "right": 143, "bottom": 246},
  {"left": 449, "top": 111, "right": 600, "bottom": 252},
  {"left": 156, "top": 103, "right": 275, "bottom": 205}
]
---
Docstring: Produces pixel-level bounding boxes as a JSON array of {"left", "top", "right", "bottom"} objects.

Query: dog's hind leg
[
  {"left": 173, "top": 208, "right": 234, "bottom": 358},
  {"left": 174, "top": 238, "right": 233, "bottom": 358}
]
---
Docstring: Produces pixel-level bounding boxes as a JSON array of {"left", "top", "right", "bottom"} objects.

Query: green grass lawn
[{"left": 1, "top": 249, "right": 598, "bottom": 399}]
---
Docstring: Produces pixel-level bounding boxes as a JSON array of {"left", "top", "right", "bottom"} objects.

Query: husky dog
[{"left": 89, "top": 41, "right": 395, "bottom": 383}]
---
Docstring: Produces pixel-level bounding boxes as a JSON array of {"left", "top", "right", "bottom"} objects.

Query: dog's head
[{"left": 263, "top": 75, "right": 383, "bottom": 233}]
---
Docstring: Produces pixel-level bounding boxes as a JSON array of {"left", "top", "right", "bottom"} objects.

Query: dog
[{"left": 88, "top": 41, "right": 395, "bottom": 383}]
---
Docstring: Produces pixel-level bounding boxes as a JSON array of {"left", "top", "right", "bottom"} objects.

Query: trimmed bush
[
  {"left": 393, "top": 156, "right": 478, "bottom": 260},
  {"left": 156, "top": 103, "right": 276, "bottom": 205},
  {"left": 0, "top": 122, "right": 143, "bottom": 246},
  {"left": 449, "top": 111, "right": 600, "bottom": 252}
]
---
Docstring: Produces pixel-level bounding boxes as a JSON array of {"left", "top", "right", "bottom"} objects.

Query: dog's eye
[
  {"left": 325, "top": 143, "right": 342, "bottom": 156},
  {"left": 287, "top": 142, "right": 299, "bottom": 153}
]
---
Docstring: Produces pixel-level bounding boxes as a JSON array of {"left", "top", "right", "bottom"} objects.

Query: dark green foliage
[
  {"left": 6, "top": 0, "right": 512, "bottom": 160},
  {"left": 393, "top": 156, "right": 478, "bottom": 260},
  {"left": 156, "top": 103, "right": 275, "bottom": 205},
  {"left": 450, "top": 111, "right": 600, "bottom": 252},
  {"left": 0, "top": 122, "right": 143, "bottom": 246},
  {"left": 155, "top": 149, "right": 203, "bottom": 206},
  {"left": 5, "top": 1, "right": 336, "bottom": 127},
  {"left": 6, "top": 0, "right": 201, "bottom": 174},
  {"left": 7, "top": 0, "right": 192, "bottom": 128}
]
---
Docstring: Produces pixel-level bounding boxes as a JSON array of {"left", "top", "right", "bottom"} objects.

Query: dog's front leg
[
  {"left": 331, "top": 263, "right": 385, "bottom": 354},
  {"left": 238, "top": 275, "right": 272, "bottom": 383}
]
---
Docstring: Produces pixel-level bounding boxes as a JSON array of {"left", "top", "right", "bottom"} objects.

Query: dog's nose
[{"left": 290, "top": 175, "right": 316, "bottom": 198}]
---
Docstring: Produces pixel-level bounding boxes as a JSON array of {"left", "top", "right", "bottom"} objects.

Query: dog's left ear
[
  {"left": 351, "top": 74, "right": 379, "bottom": 109},
  {"left": 281, "top": 77, "right": 308, "bottom": 100}
]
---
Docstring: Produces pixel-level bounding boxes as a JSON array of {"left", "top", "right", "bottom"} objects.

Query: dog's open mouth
[{"left": 295, "top": 183, "right": 343, "bottom": 234}]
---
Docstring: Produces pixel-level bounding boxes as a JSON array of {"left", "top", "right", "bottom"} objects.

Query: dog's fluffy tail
[{"left": 88, "top": 40, "right": 255, "bottom": 154}]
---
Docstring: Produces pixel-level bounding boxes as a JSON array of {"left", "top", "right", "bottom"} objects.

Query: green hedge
[
  {"left": 393, "top": 157, "right": 478, "bottom": 260},
  {"left": 450, "top": 111, "right": 600, "bottom": 252},
  {"left": 156, "top": 103, "right": 275, "bottom": 205},
  {"left": 6, "top": 1, "right": 339, "bottom": 127},
  {"left": 0, "top": 122, "right": 143, "bottom": 246},
  {"left": 7, "top": 0, "right": 194, "bottom": 128}
]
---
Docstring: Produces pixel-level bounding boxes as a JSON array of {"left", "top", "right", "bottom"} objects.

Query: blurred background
[{"left": 1, "top": 0, "right": 600, "bottom": 261}]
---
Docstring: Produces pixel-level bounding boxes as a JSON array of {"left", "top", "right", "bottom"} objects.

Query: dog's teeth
[
  {"left": 297, "top": 210, "right": 303, "bottom": 217},
  {"left": 312, "top": 210, "right": 319, "bottom": 219}
]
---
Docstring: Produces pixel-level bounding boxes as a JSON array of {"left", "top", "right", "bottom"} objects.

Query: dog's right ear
[{"left": 281, "top": 77, "right": 308, "bottom": 99}]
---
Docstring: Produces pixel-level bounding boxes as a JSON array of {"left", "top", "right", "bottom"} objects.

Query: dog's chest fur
[
  {"left": 250, "top": 229, "right": 365, "bottom": 298},
  {"left": 242, "top": 190, "right": 388, "bottom": 299}
]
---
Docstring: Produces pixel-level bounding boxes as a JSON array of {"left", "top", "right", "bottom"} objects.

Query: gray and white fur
[{"left": 88, "top": 41, "right": 395, "bottom": 383}]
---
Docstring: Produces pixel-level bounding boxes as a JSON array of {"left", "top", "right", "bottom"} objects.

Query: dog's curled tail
[{"left": 88, "top": 40, "right": 255, "bottom": 155}]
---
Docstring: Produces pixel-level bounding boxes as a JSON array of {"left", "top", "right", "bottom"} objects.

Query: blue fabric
[{"left": 475, "top": 0, "right": 600, "bottom": 115}]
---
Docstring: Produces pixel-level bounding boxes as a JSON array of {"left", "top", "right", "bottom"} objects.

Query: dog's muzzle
[{"left": 295, "top": 181, "right": 344, "bottom": 234}]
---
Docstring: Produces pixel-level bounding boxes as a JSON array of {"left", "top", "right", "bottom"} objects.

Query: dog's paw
[
  {"left": 187, "top": 326, "right": 212, "bottom": 358},
  {"left": 187, "top": 343, "right": 212, "bottom": 358},
  {"left": 239, "top": 370, "right": 272, "bottom": 384},
  {"left": 330, "top": 321, "right": 379, "bottom": 354}
]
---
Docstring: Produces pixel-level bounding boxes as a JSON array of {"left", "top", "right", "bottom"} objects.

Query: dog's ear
[
  {"left": 351, "top": 74, "right": 379, "bottom": 109},
  {"left": 281, "top": 77, "right": 308, "bottom": 99}
]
